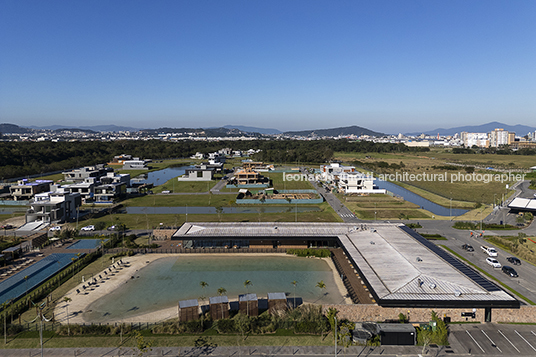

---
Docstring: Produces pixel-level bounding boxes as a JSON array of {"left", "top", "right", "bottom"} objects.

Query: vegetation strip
[{"left": 439, "top": 245, "right": 535, "bottom": 305}]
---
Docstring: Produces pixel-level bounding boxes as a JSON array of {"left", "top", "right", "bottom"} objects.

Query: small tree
[
  {"left": 215, "top": 206, "right": 223, "bottom": 222},
  {"left": 243, "top": 280, "right": 253, "bottom": 316},
  {"left": 217, "top": 287, "right": 227, "bottom": 320},
  {"left": 316, "top": 280, "right": 326, "bottom": 301},
  {"left": 234, "top": 313, "right": 250, "bottom": 341},
  {"left": 326, "top": 307, "right": 338, "bottom": 332},
  {"left": 133, "top": 330, "right": 153, "bottom": 357},
  {"left": 291, "top": 280, "right": 298, "bottom": 308},
  {"left": 63, "top": 297, "right": 72, "bottom": 335}
]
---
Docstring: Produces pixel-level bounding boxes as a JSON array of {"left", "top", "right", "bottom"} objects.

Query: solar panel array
[{"left": 399, "top": 226, "right": 501, "bottom": 292}]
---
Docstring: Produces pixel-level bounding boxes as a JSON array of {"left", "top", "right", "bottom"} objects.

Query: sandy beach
[{"left": 55, "top": 253, "right": 352, "bottom": 324}]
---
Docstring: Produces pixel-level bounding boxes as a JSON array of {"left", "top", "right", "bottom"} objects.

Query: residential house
[
  {"left": 338, "top": 172, "right": 385, "bottom": 194},
  {"left": 234, "top": 168, "right": 268, "bottom": 185},
  {"left": 26, "top": 186, "right": 81, "bottom": 224},
  {"left": 320, "top": 163, "right": 356, "bottom": 182},
  {"left": 93, "top": 182, "right": 127, "bottom": 204},
  {"left": 122, "top": 157, "right": 151, "bottom": 170},
  {"left": 107, "top": 154, "right": 133, "bottom": 167},
  {"left": 63, "top": 164, "right": 112, "bottom": 183},
  {"left": 63, "top": 178, "right": 96, "bottom": 203},
  {"left": 178, "top": 166, "right": 215, "bottom": 181},
  {"left": 208, "top": 152, "right": 226, "bottom": 163},
  {"left": 190, "top": 152, "right": 205, "bottom": 160},
  {"left": 9, "top": 179, "right": 52, "bottom": 201}
]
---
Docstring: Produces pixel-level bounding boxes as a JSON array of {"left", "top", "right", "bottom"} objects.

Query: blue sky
[{"left": 1, "top": 1, "right": 535, "bottom": 133}]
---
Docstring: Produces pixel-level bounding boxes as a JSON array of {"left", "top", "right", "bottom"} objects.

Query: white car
[
  {"left": 49, "top": 226, "right": 61, "bottom": 231},
  {"left": 81, "top": 225, "right": 95, "bottom": 231},
  {"left": 486, "top": 257, "right": 501, "bottom": 268}
]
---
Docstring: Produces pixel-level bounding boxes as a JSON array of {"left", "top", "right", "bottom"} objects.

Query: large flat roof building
[{"left": 173, "top": 222, "right": 518, "bottom": 316}]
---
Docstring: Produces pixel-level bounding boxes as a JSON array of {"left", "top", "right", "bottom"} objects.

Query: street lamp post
[{"left": 334, "top": 315, "right": 337, "bottom": 357}]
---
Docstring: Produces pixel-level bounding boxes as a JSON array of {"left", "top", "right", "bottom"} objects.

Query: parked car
[
  {"left": 81, "top": 225, "right": 95, "bottom": 231},
  {"left": 486, "top": 257, "right": 501, "bottom": 268},
  {"left": 462, "top": 244, "right": 474, "bottom": 252},
  {"left": 0, "top": 224, "right": 14, "bottom": 230},
  {"left": 107, "top": 225, "right": 117, "bottom": 231},
  {"left": 49, "top": 226, "right": 61, "bottom": 231},
  {"left": 507, "top": 257, "right": 521, "bottom": 265},
  {"left": 502, "top": 265, "right": 518, "bottom": 277}
]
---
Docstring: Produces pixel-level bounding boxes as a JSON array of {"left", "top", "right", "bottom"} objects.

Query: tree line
[{"left": 0, "top": 139, "right": 429, "bottom": 180}]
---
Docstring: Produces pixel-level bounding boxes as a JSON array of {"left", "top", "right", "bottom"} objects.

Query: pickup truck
[{"left": 481, "top": 245, "right": 498, "bottom": 257}]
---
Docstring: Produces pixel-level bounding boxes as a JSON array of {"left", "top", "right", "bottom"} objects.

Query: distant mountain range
[
  {"left": 3, "top": 121, "right": 535, "bottom": 138},
  {"left": 284, "top": 125, "right": 384, "bottom": 137},
  {"left": 406, "top": 121, "right": 536, "bottom": 136},
  {"left": 0, "top": 123, "right": 32, "bottom": 134},
  {"left": 26, "top": 124, "right": 141, "bottom": 132},
  {"left": 223, "top": 125, "right": 282, "bottom": 135}
]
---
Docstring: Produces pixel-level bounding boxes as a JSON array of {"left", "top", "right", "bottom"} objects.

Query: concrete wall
[
  {"left": 152, "top": 229, "right": 176, "bottom": 241},
  {"left": 322, "top": 304, "right": 535, "bottom": 323}
]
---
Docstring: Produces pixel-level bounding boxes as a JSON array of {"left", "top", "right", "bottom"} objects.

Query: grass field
[
  {"left": 152, "top": 179, "right": 217, "bottom": 193},
  {"left": 0, "top": 332, "right": 335, "bottom": 349},
  {"left": 486, "top": 236, "right": 536, "bottom": 266},
  {"left": 123, "top": 193, "right": 236, "bottom": 207},
  {"left": 332, "top": 150, "right": 523, "bottom": 205},
  {"left": 68, "top": 201, "right": 341, "bottom": 230},
  {"left": 263, "top": 172, "right": 315, "bottom": 190},
  {"left": 336, "top": 194, "right": 432, "bottom": 220}
]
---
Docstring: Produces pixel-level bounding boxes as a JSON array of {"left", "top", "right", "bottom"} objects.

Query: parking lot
[{"left": 451, "top": 323, "right": 536, "bottom": 355}]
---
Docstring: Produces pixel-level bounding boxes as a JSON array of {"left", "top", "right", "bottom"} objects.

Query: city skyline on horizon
[{"left": 1, "top": 1, "right": 535, "bottom": 134}]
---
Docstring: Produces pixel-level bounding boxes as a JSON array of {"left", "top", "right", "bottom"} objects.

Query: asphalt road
[{"left": 450, "top": 322, "right": 536, "bottom": 356}]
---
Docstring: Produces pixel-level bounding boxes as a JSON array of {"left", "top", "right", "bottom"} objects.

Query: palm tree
[
  {"left": 217, "top": 287, "right": 227, "bottom": 319},
  {"left": 291, "top": 280, "right": 298, "bottom": 308},
  {"left": 63, "top": 297, "right": 72, "bottom": 335},
  {"left": 200, "top": 281, "right": 209, "bottom": 305},
  {"left": 244, "top": 280, "right": 253, "bottom": 316},
  {"left": 24, "top": 275, "right": 29, "bottom": 297},
  {"left": 316, "top": 280, "right": 326, "bottom": 301}
]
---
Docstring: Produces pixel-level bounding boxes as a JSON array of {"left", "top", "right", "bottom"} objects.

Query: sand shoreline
[{"left": 55, "top": 253, "right": 351, "bottom": 324}]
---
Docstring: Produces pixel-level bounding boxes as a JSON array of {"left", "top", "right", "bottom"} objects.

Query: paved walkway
[{"left": 0, "top": 344, "right": 451, "bottom": 357}]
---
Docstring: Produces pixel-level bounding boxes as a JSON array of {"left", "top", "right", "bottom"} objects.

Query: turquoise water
[
  {"left": 67, "top": 239, "right": 106, "bottom": 250},
  {"left": 83, "top": 255, "right": 345, "bottom": 322}
]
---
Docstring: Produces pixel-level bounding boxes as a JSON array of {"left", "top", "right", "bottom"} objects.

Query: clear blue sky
[{"left": 1, "top": 0, "right": 535, "bottom": 134}]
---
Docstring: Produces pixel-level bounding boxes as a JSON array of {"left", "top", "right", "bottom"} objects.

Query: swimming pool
[
  {"left": 0, "top": 253, "right": 81, "bottom": 305},
  {"left": 67, "top": 239, "right": 106, "bottom": 250},
  {"left": 83, "top": 255, "right": 346, "bottom": 322}
]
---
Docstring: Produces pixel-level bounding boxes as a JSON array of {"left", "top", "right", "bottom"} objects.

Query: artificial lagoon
[{"left": 83, "top": 254, "right": 346, "bottom": 322}]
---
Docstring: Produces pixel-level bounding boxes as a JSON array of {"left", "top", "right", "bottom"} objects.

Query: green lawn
[
  {"left": 336, "top": 193, "right": 432, "bottom": 220},
  {"left": 263, "top": 172, "right": 314, "bottom": 190},
  {"left": 123, "top": 194, "right": 236, "bottom": 207},
  {"left": 0, "top": 332, "right": 335, "bottom": 349},
  {"left": 68, "top": 201, "right": 340, "bottom": 230},
  {"left": 333, "top": 150, "right": 524, "bottom": 205},
  {"left": 152, "top": 179, "right": 217, "bottom": 193}
]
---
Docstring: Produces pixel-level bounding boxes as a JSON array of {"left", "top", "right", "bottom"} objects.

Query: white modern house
[
  {"left": 320, "top": 163, "right": 356, "bottom": 182},
  {"left": 122, "top": 158, "right": 151, "bottom": 170},
  {"left": 26, "top": 186, "right": 81, "bottom": 224},
  {"left": 321, "top": 163, "right": 384, "bottom": 194},
  {"left": 338, "top": 172, "right": 385, "bottom": 194},
  {"left": 178, "top": 167, "right": 215, "bottom": 181}
]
